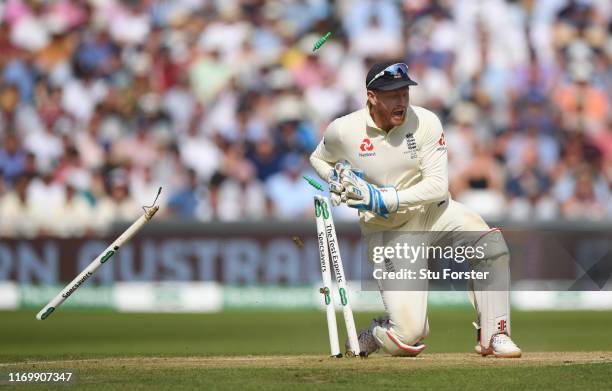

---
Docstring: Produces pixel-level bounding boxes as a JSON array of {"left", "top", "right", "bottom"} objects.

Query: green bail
[
  {"left": 304, "top": 176, "right": 324, "bottom": 191},
  {"left": 312, "top": 32, "right": 331, "bottom": 52}
]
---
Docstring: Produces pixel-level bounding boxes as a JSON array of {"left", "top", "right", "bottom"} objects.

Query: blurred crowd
[{"left": 0, "top": 0, "right": 611, "bottom": 237}]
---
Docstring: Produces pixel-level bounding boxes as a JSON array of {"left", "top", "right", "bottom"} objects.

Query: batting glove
[{"left": 340, "top": 169, "right": 398, "bottom": 218}]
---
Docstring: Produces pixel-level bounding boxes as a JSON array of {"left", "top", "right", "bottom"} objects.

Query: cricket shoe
[{"left": 476, "top": 333, "right": 522, "bottom": 358}]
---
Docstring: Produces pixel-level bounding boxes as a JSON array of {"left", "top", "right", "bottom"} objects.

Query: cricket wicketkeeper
[{"left": 309, "top": 61, "right": 522, "bottom": 358}]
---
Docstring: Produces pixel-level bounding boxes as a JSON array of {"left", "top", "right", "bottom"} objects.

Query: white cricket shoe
[{"left": 476, "top": 333, "right": 522, "bottom": 358}]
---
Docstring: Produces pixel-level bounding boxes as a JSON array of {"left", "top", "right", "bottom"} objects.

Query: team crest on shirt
[
  {"left": 358, "top": 138, "right": 376, "bottom": 157},
  {"left": 404, "top": 133, "right": 417, "bottom": 159}
]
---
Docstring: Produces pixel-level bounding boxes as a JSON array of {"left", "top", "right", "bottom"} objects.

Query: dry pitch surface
[{"left": 2, "top": 351, "right": 612, "bottom": 370}]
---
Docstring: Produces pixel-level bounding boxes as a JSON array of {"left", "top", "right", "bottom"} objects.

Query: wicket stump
[
  {"left": 314, "top": 195, "right": 360, "bottom": 357},
  {"left": 36, "top": 199, "right": 160, "bottom": 320}
]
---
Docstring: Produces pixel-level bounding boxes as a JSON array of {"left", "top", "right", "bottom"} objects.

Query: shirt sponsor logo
[
  {"left": 404, "top": 133, "right": 417, "bottom": 159},
  {"left": 359, "top": 138, "right": 376, "bottom": 157},
  {"left": 360, "top": 138, "right": 374, "bottom": 152},
  {"left": 437, "top": 133, "right": 447, "bottom": 151},
  {"left": 438, "top": 133, "right": 446, "bottom": 146}
]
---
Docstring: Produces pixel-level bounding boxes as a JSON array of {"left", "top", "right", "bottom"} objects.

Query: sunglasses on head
[{"left": 366, "top": 63, "right": 410, "bottom": 88}]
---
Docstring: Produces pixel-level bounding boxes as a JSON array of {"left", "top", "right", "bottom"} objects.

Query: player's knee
[
  {"left": 381, "top": 292, "right": 428, "bottom": 346},
  {"left": 450, "top": 200, "right": 491, "bottom": 231}
]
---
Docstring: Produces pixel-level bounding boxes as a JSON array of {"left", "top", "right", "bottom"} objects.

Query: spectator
[
  {"left": 445, "top": 102, "right": 481, "bottom": 180},
  {"left": 167, "top": 168, "right": 207, "bottom": 220},
  {"left": 562, "top": 167, "right": 607, "bottom": 221},
  {"left": 7, "top": 0, "right": 51, "bottom": 52},
  {"left": 506, "top": 145, "right": 558, "bottom": 221},
  {"left": 108, "top": 1, "right": 151, "bottom": 47},
  {"left": 75, "top": 108, "right": 106, "bottom": 170},
  {"left": 218, "top": 160, "right": 267, "bottom": 221},
  {"left": 53, "top": 145, "right": 91, "bottom": 191},
  {"left": 266, "top": 153, "right": 319, "bottom": 219},
  {"left": 130, "top": 165, "right": 163, "bottom": 208},
  {"left": 178, "top": 119, "right": 222, "bottom": 182},
  {"left": 590, "top": 119, "right": 612, "bottom": 163},
  {"left": 554, "top": 135, "right": 607, "bottom": 205},
  {"left": 162, "top": 74, "right": 196, "bottom": 135},
  {"left": 505, "top": 125, "right": 560, "bottom": 174},
  {"left": 553, "top": 63, "right": 609, "bottom": 134},
  {"left": 73, "top": 30, "right": 119, "bottom": 79},
  {"left": 3, "top": 53, "right": 37, "bottom": 103},
  {"left": 189, "top": 49, "right": 232, "bottom": 104},
  {"left": 0, "top": 175, "right": 38, "bottom": 237},
  {"left": 248, "top": 137, "right": 282, "bottom": 182},
  {"left": 27, "top": 169, "right": 65, "bottom": 211},
  {"left": 111, "top": 126, "right": 159, "bottom": 168},
  {"left": 45, "top": 184, "right": 93, "bottom": 237},
  {"left": 454, "top": 145, "right": 507, "bottom": 221},
  {"left": 152, "top": 143, "right": 188, "bottom": 197},
  {"left": 350, "top": 13, "right": 403, "bottom": 58},
  {"left": 0, "top": 132, "right": 26, "bottom": 184},
  {"left": 23, "top": 123, "right": 63, "bottom": 171},
  {"left": 61, "top": 73, "right": 107, "bottom": 124},
  {"left": 104, "top": 170, "right": 141, "bottom": 223}
]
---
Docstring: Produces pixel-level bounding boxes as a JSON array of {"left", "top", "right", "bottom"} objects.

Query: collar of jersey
[{"left": 365, "top": 107, "right": 405, "bottom": 135}]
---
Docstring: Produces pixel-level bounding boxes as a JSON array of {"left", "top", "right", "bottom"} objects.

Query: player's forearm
[
  {"left": 310, "top": 118, "right": 345, "bottom": 182},
  {"left": 396, "top": 175, "right": 449, "bottom": 208},
  {"left": 309, "top": 152, "right": 334, "bottom": 181}
]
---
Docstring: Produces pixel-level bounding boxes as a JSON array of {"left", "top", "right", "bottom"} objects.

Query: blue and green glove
[{"left": 339, "top": 167, "right": 398, "bottom": 218}]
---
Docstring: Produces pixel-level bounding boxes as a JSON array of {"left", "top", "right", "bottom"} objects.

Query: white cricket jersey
[{"left": 310, "top": 105, "right": 450, "bottom": 228}]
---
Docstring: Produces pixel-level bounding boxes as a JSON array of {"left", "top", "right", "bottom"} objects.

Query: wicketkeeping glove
[
  {"left": 327, "top": 162, "right": 350, "bottom": 206},
  {"left": 339, "top": 168, "right": 398, "bottom": 218}
]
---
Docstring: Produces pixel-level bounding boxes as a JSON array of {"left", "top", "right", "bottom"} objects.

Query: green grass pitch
[{"left": 1, "top": 309, "right": 611, "bottom": 390}]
